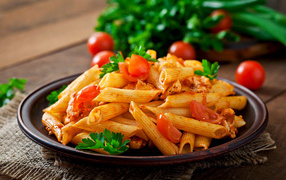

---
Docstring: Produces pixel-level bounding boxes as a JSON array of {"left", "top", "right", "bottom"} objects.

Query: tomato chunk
[
  {"left": 128, "top": 54, "right": 150, "bottom": 77},
  {"left": 119, "top": 62, "right": 149, "bottom": 82},
  {"left": 73, "top": 85, "right": 100, "bottom": 109},
  {"left": 190, "top": 100, "right": 222, "bottom": 124},
  {"left": 157, "top": 113, "right": 182, "bottom": 143}
]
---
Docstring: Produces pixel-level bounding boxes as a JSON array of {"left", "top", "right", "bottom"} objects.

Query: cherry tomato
[
  {"left": 190, "top": 100, "right": 222, "bottom": 124},
  {"left": 118, "top": 62, "right": 149, "bottom": 82},
  {"left": 157, "top": 113, "right": 182, "bottom": 144},
  {"left": 168, "top": 41, "right": 196, "bottom": 60},
  {"left": 87, "top": 32, "right": 114, "bottom": 56},
  {"left": 91, "top": 51, "right": 115, "bottom": 68},
  {"left": 210, "top": 9, "right": 232, "bottom": 33},
  {"left": 235, "top": 60, "right": 265, "bottom": 90},
  {"left": 128, "top": 54, "right": 150, "bottom": 77},
  {"left": 73, "top": 85, "right": 100, "bottom": 109}
]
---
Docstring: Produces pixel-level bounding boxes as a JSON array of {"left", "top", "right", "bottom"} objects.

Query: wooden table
[{"left": 0, "top": 1, "right": 285, "bottom": 179}]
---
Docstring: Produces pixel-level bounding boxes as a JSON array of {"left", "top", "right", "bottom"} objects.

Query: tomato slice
[
  {"left": 73, "top": 85, "right": 100, "bottom": 109},
  {"left": 128, "top": 54, "right": 150, "bottom": 77},
  {"left": 190, "top": 100, "right": 222, "bottom": 124},
  {"left": 118, "top": 62, "right": 149, "bottom": 82},
  {"left": 157, "top": 113, "right": 182, "bottom": 144}
]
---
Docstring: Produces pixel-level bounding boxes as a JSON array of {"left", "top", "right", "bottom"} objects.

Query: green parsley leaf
[
  {"left": 75, "top": 129, "right": 130, "bottom": 155},
  {"left": 46, "top": 85, "right": 67, "bottom": 106},
  {"left": 0, "top": 78, "right": 27, "bottom": 107},
  {"left": 99, "top": 51, "right": 125, "bottom": 78},
  {"left": 131, "top": 46, "right": 159, "bottom": 62},
  {"left": 194, "top": 59, "right": 220, "bottom": 80}
]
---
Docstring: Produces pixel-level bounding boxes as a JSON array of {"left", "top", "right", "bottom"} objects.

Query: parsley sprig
[
  {"left": 131, "top": 46, "right": 158, "bottom": 62},
  {"left": 75, "top": 129, "right": 130, "bottom": 155},
  {"left": 99, "top": 46, "right": 158, "bottom": 78},
  {"left": 194, "top": 59, "right": 220, "bottom": 80},
  {"left": 46, "top": 85, "right": 67, "bottom": 105},
  {"left": 100, "top": 51, "right": 125, "bottom": 78},
  {"left": 0, "top": 78, "right": 27, "bottom": 107}
]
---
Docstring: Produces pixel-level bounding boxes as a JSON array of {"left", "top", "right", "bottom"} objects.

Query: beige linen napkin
[{"left": 0, "top": 93, "right": 276, "bottom": 180}]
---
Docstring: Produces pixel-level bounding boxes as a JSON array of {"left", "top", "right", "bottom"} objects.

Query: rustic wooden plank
[
  {"left": 0, "top": 10, "right": 104, "bottom": 69},
  {"left": 0, "top": 0, "right": 106, "bottom": 69},
  {"left": 0, "top": 0, "right": 106, "bottom": 37},
  {"left": 192, "top": 91, "right": 286, "bottom": 180}
]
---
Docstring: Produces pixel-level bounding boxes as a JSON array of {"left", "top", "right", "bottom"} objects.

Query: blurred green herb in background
[
  {"left": 96, "top": 0, "right": 286, "bottom": 57},
  {"left": 0, "top": 78, "right": 27, "bottom": 107}
]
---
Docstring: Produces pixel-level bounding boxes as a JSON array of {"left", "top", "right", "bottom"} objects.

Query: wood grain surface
[{"left": 0, "top": 0, "right": 285, "bottom": 179}]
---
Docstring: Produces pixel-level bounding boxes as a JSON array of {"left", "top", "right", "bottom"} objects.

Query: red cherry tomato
[
  {"left": 118, "top": 62, "right": 149, "bottom": 82},
  {"left": 210, "top": 9, "right": 232, "bottom": 33},
  {"left": 128, "top": 54, "right": 150, "bottom": 77},
  {"left": 73, "top": 85, "right": 100, "bottom": 109},
  {"left": 87, "top": 32, "right": 114, "bottom": 56},
  {"left": 235, "top": 60, "right": 265, "bottom": 90},
  {"left": 190, "top": 100, "right": 222, "bottom": 124},
  {"left": 91, "top": 51, "right": 115, "bottom": 68},
  {"left": 157, "top": 113, "right": 182, "bottom": 144},
  {"left": 168, "top": 41, "right": 196, "bottom": 60}
]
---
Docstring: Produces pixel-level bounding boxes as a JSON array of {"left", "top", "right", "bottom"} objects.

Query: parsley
[
  {"left": 99, "top": 46, "right": 158, "bottom": 78},
  {"left": 194, "top": 59, "right": 220, "bottom": 80},
  {"left": 0, "top": 78, "right": 27, "bottom": 107},
  {"left": 75, "top": 129, "right": 130, "bottom": 155},
  {"left": 46, "top": 85, "right": 67, "bottom": 105},
  {"left": 131, "top": 46, "right": 159, "bottom": 62},
  {"left": 99, "top": 51, "right": 125, "bottom": 78}
]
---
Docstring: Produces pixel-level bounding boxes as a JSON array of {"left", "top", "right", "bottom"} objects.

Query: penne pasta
[
  {"left": 194, "top": 136, "right": 212, "bottom": 151},
  {"left": 164, "top": 113, "right": 229, "bottom": 139},
  {"left": 99, "top": 72, "right": 129, "bottom": 89},
  {"left": 42, "top": 112, "right": 64, "bottom": 142},
  {"left": 142, "top": 106, "right": 192, "bottom": 118},
  {"left": 159, "top": 67, "right": 194, "bottom": 85},
  {"left": 88, "top": 102, "right": 129, "bottom": 124},
  {"left": 215, "top": 96, "right": 247, "bottom": 111},
  {"left": 179, "top": 132, "right": 196, "bottom": 154},
  {"left": 160, "top": 92, "right": 221, "bottom": 108},
  {"left": 129, "top": 101, "right": 178, "bottom": 155},
  {"left": 61, "top": 122, "right": 83, "bottom": 145},
  {"left": 93, "top": 87, "right": 161, "bottom": 103}
]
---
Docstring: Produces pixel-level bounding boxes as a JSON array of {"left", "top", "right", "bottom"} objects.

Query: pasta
[{"left": 42, "top": 50, "right": 247, "bottom": 156}]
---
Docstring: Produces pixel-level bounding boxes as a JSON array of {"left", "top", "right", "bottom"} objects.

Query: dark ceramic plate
[{"left": 17, "top": 74, "right": 268, "bottom": 166}]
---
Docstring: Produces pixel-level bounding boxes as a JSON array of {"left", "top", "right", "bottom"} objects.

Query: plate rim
[{"left": 17, "top": 74, "right": 268, "bottom": 166}]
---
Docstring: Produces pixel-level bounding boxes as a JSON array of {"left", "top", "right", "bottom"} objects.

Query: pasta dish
[{"left": 42, "top": 49, "right": 247, "bottom": 155}]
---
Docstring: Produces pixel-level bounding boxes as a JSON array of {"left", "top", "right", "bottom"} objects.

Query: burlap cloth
[{"left": 0, "top": 93, "right": 276, "bottom": 180}]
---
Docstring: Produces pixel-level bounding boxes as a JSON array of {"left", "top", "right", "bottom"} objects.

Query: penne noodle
[
  {"left": 61, "top": 121, "right": 83, "bottom": 145},
  {"left": 42, "top": 112, "right": 64, "bottom": 142},
  {"left": 194, "top": 136, "right": 212, "bottom": 151},
  {"left": 179, "top": 132, "right": 196, "bottom": 154},
  {"left": 111, "top": 116, "right": 139, "bottom": 126},
  {"left": 159, "top": 67, "right": 194, "bottom": 85},
  {"left": 160, "top": 80, "right": 182, "bottom": 99},
  {"left": 147, "top": 66, "right": 168, "bottom": 92},
  {"left": 215, "top": 96, "right": 247, "bottom": 111},
  {"left": 142, "top": 106, "right": 192, "bottom": 118},
  {"left": 93, "top": 87, "right": 161, "bottom": 103},
  {"left": 183, "top": 60, "right": 203, "bottom": 71},
  {"left": 73, "top": 118, "right": 141, "bottom": 140},
  {"left": 164, "top": 113, "right": 229, "bottom": 139},
  {"left": 129, "top": 101, "right": 178, "bottom": 155},
  {"left": 99, "top": 72, "right": 129, "bottom": 89},
  {"left": 129, "top": 136, "right": 147, "bottom": 149},
  {"left": 159, "top": 92, "right": 221, "bottom": 108},
  {"left": 88, "top": 102, "right": 129, "bottom": 124},
  {"left": 234, "top": 115, "right": 246, "bottom": 128},
  {"left": 209, "top": 80, "right": 235, "bottom": 96}
]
